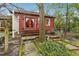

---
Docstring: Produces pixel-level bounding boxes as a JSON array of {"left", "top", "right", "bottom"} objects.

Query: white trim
[
  {"left": 38, "top": 17, "right": 40, "bottom": 23},
  {"left": 32, "top": 18, "right": 34, "bottom": 23},
  {"left": 12, "top": 10, "right": 19, "bottom": 38},
  {"left": 26, "top": 17, "right": 29, "bottom": 22},
  {"left": 12, "top": 10, "right": 15, "bottom": 38},
  {"left": 48, "top": 18, "right": 50, "bottom": 26}
]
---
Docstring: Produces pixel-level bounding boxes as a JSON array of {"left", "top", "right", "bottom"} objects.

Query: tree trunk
[
  {"left": 38, "top": 3, "right": 46, "bottom": 42},
  {"left": 64, "top": 3, "right": 69, "bottom": 39}
]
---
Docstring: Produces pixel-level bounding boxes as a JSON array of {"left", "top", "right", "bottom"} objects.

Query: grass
[
  {"left": 71, "top": 41, "right": 79, "bottom": 47},
  {"left": 33, "top": 38, "right": 79, "bottom": 56},
  {"left": 56, "top": 40, "right": 79, "bottom": 56},
  {"left": 57, "top": 40, "right": 69, "bottom": 46},
  {"left": 67, "top": 32, "right": 79, "bottom": 38},
  {"left": 57, "top": 39, "right": 79, "bottom": 47}
]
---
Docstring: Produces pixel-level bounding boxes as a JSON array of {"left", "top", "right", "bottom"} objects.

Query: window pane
[
  {"left": 26, "top": 17, "right": 29, "bottom": 27},
  {"left": 46, "top": 18, "right": 50, "bottom": 26},
  {"left": 26, "top": 17, "right": 29, "bottom": 22}
]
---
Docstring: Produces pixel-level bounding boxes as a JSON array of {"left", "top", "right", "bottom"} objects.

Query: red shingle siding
[
  {"left": 14, "top": 10, "right": 55, "bottom": 34},
  {"left": 50, "top": 18, "right": 54, "bottom": 31},
  {"left": 19, "top": 15, "right": 25, "bottom": 33}
]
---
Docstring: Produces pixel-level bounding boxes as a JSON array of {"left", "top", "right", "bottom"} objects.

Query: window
[
  {"left": 38, "top": 18, "right": 40, "bottom": 24},
  {"left": 26, "top": 17, "right": 29, "bottom": 27},
  {"left": 26, "top": 17, "right": 29, "bottom": 22},
  {"left": 46, "top": 18, "right": 50, "bottom": 26},
  {"left": 25, "top": 17, "right": 34, "bottom": 28},
  {"left": 31, "top": 18, "right": 34, "bottom": 27},
  {"left": 31, "top": 18, "right": 34, "bottom": 23}
]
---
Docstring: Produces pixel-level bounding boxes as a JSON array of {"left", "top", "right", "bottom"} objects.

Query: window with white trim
[
  {"left": 25, "top": 17, "right": 35, "bottom": 28},
  {"left": 26, "top": 17, "right": 29, "bottom": 22},
  {"left": 38, "top": 18, "right": 40, "bottom": 24},
  {"left": 26, "top": 17, "right": 29, "bottom": 27},
  {"left": 31, "top": 18, "right": 34, "bottom": 27},
  {"left": 46, "top": 18, "right": 50, "bottom": 26}
]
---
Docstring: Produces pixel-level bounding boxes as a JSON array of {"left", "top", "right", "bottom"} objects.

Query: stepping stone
[{"left": 66, "top": 44, "right": 79, "bottom": 50}]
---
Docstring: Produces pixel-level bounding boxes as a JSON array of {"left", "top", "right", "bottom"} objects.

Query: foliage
[
  {"left": 72, "top": 4, "right": 79, "bottom": 11},
  {"left": 38, "top": 40, "right": 73, "bottom": 56},
  {"left": 54, "top": 10, "right": 63, "bottom": 30},
  {"left": 55, "top": 19, "right": 60, "bottom": 30},
  {"left": 71, "top": 41, "right": 79, "bottom": 47},
  {"left": 18, "top": 43, "right": 25, "bottom": 56},
  {"left": 48, "top": 3, "right": 79, "bottom": 33}
]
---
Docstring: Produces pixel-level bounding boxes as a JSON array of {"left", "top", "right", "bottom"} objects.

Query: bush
[{"left": 38, "top": 40, "right": 72, "bottom": 56}]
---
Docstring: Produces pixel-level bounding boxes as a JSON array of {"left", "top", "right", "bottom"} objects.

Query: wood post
[
  {"left": 18, "top": 35, "right": 25, "bottom": 56},
  {"left": 4, "top": 20, "right": 9, "bottom": 55}
]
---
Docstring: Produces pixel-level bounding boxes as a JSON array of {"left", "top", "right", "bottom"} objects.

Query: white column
[
  {"left": 12, "top": 10, "right": 15, "bottom": 38},
  {"left": 12, "top": 10, "right": 19, "bottom": 38}
]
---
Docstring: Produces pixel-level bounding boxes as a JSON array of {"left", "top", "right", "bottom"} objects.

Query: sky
[
  {"left": 14, "top": 3, "right": 77, "bottom": 16},
  {"left": 14, "top": 3, "right": 37, "bottom": 11},
  {"left": 14, "top": 3, "right": 55, "bottom": 15},
  {"left": 0, "top": 3, "right": 56, "bottom": 16},
  {"left": 15, "top": 3, "right": 58, "bottom": 16},
  {"left": 0, "top": 3, "right": 76, "bottom": 16}
]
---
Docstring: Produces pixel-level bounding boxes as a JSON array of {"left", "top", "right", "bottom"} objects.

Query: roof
[{"left": 14, "top": 9, "right": 55, "bottom": 18}]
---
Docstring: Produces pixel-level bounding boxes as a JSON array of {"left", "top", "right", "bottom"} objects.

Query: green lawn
[{"left": 56, "top": 40, "right": 79, "bottom": 56}]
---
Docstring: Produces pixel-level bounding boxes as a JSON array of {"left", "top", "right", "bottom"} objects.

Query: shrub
[{"left": 38, "top": 40, "right": 72, "bottom": 56}]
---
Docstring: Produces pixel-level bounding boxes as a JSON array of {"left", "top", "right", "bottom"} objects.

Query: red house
[{"left": 12, "top": 10, "right": 55, "bottom": 37}]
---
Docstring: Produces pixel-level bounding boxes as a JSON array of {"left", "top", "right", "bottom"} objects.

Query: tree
[
  {"left": 37, "top": 3, "right": 46, "bottom": 42},
  {"left": 54, "top": 10, "right": 63, "bottom": 31},
  {"left": 72, "top": 4, "right": 79, "bottom": 11},
  {"left": 47, "top": 3, "right": 76, "bottom": 38},
  {"left": 72, "top": 4, "right": 79, "bottom": 32}
]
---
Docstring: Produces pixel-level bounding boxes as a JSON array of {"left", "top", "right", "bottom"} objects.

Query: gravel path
[
  {"left": 24, "top": 41, "right": 40, "bottom": 56},
  {"left": 8, "top": 40, "right": 40, "bottom": 56}
]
